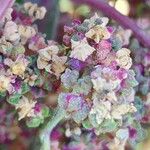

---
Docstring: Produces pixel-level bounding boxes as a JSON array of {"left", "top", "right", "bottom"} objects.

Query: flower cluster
[
  {"left": 0, "top": 2, "right": 50, "bottom": 128},
  {"left": 24, "top": 2, "right": 47, "bottom": 21},
  {"left": 0, "top": 2, "right": 142, "bottom": 150},
  {"left": 37, "top": 43, "right": 67, "bottom": 78},
  {"left": 61, "top": 13, "right": 138, "bottom": 136}
]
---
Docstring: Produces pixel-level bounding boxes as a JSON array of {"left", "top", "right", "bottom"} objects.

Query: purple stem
[
  {"left": 0, "top": 0, "right": 15, "bottom": 21},
  {"left": 72, "top": 0, "right": 150, "bottom": 48}
]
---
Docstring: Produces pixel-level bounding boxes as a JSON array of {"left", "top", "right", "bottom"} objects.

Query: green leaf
[
  {"left": 27, "top": 55, "right": 38, "bottom": 67},
  {"left": 21, "top": 83, "right": 30, "bottom": 94},
  {"left": 12, "top": 45, "right": 25, "bottom": 56},
  {"left": 34, "top": 67, "right": 40, "bottom": 76},
  {"left": 43, "top": 81, "right": 52, "bottom": 91},
  {"left": 100, "top": 119, "right": 118, "bottom": 133},
  {"left": 82, "top": 119, "right": 93, "bottom": 129},
  {"left": 26, "top": 117, "right": 44, "bottom": 128},
  {"left": 123, "top": 114, "right": 134, "bottom": 126},
  {"left": 34, "top": 79, "right": 41, "bottom": 86},
  {"left": 42, "top": 106, "right": 50, "bottom": 118},
  {"left": 7, "top": 93, "right": 22, "bottom": 105},
  {"left": 0, "top": 91, "right": 6, "bottom": 98},
  {"left": 129, "top": 79, "right": 139, "bottom": 87}
]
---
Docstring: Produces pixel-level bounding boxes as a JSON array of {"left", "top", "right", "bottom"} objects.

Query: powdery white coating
[
  {"left": 70, "top": 38, "right": 95, "bottom": 61},
  {"left": 4, "top": 54, "right": 29, "bottom": 77},
  {"left": 116, "top": 48, "right": 132, "bottom": 69},
  {"left": 37, "top": 45, "right": 59, "bottom": 69},
  {"left": 15, "top": 96, "right": 37, "bottom": 120},
  {"left": 18, "top": 25, "right": 36, "bottom": 43},
  {"left": 4, "top": 21, "right": 20, "bottom": 43},
  {"left": 24, "top": 2, "right": 47, "bottom": 20},
  {"left": 85, "top": 25, "right": 110, "bottom": 43}
]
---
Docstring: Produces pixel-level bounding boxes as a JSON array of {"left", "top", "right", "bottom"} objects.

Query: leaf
[
  {"left": 82, "top": 119, "right": 93, "bottom": 129},
  {"left": 26, "top": 117, "right": 44, "bottom": 128},
  {"left": 111, "top": 37, "right": 122, "bottom": 51},
  {"left": 7, "top": 93, "right": 22, "bottom": 105},
  {"left": 21, "top": 83, "right": 30, "bottom": 94},
  {"left": 34, "top": 79, "right": 41, "bottom": 86},
  {"left": 27, "top": 55, "right": 37, "bottom": 67},
  {"left": 43, "top": 81, "right": 52, "bottom": 91},
  {"left": 100, "top": 119, "right": 118, "bottom": 133},
  {"left": 42, "top": 106, "right": 50, "bottom": 118},
  {"left": 0, "top": 92, "right": 6, "bottom": 98},
  {"left": 12, "top": 45, "right": 25, "bottom": 56},
  {"left": 123, "top": 114, "right": 134, "bottom": 126}
]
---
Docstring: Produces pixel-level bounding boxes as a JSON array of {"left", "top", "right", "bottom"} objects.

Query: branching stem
[{"left": 39, "top": 107, "right": 66, "bottom": 150}]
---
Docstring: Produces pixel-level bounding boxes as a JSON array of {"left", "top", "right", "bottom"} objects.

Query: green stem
[{"left": 39, "top": 107, "right": 66, "bottom": 150}]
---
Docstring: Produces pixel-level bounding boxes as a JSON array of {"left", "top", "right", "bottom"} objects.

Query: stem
[
  {"left": 39, "top": 107, "right": 66, "bottom": 150},
  {"left": 72, "top": 0, "right": 150, "bottom": 48},
  {"left": 38, "top": 0, "right": 60, "bottom": 40},
  {"left": 0, "top": 0, "right": 15, "bottom": 20}
]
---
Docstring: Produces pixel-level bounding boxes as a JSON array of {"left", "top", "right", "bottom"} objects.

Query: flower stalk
[
  {"left": 72, "top": 0, "right": 150, "bottom": 48},
  {"left": 39, "top": 107, "right": 66, "bottom": 150}
]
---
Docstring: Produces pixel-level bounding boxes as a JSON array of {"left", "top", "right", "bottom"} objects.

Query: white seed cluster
[
  {"left": 4, "top": 21, "right": 20, "bottom": 43},
  {"left": 18, "top": 25, "right": 36, "bottom": 39},
  {"left": 24, "top": 2, "right": 47, "bottom": 20}
]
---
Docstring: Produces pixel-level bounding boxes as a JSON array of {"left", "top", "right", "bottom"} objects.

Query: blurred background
[{"left": 16, "top": 0, "right": 150, "bottom": 41}]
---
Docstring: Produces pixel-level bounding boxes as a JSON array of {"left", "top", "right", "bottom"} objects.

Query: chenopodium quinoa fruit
[{"left": 0, "top": 2, "right": 141, "bottom": 149}]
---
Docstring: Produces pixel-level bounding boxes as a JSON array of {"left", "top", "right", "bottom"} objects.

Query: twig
[
  {"left": 39, "top": 107, "right": 66, "bottom": 150},
  {"left": 72, "top": 0, "right": 150, "bottom": 48},
  {"left": 38, "top": 0, "right": 60, "bottom": 40},
  {"left": 0, "top": 0, "right": 15, "bottom": 20}
]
